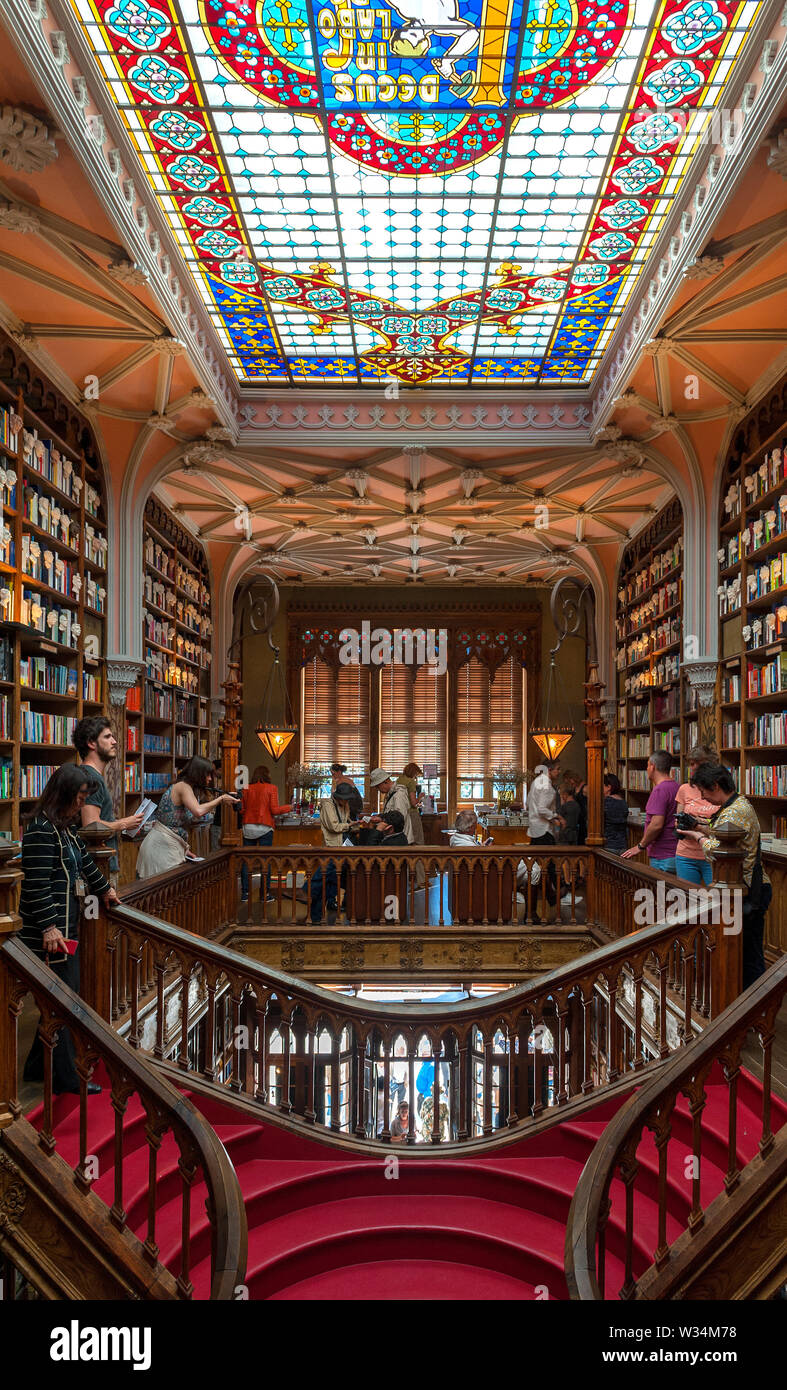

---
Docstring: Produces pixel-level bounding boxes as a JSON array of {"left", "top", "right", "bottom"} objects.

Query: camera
[{"left": 676, "top": 811, "right": 698, "bottom": 831}]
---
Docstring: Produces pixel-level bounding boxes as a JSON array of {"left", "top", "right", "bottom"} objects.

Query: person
[
  {"left": 679, "top": 763, "right": 771, "bottom": 990},
  {"left": 526, "top": 764, "right": 563, "bottom": 843},
  {"left": 369, "top": 768, "right": 414, "bottom": 842},
  {"left": 136, "top": 756, "right": 239, "bottom": 879},
  {"left": 450, "top": 807, "right": 491, "bottom": 848},
  {"left": 571, "top": 773, "right": 588, "bottom": 846},
  {"left": 310, "top": 780, "right": 356, "bottom": 922},
  {"left": 239, "top": 765, "right": 292, "bottom": 902},
  {"left": 556, "top": 778, "right": 580, "bottom": 845},
  {"left": 397, "top": 762, "right": 426, "bottom": 846},
  {"left": 72, "top": 715, "right": 143, "bottom": 887},
  {"left": 366, "top": 809, "right": 409, "bottom": 847},
  {"left": 331, "top": 762, "right": 363, "bottom": 819},
  {"left": 603, "top": 772, "right": 630, "bottom": 855},
  {"left": 674, "top": 744, "right": 717, "bottom": 887},
  {"left": 20, "top": 764, "right": 119, "bottom": 1095},
  {"left": 390, "top": 1101, "right": 410, "bottom": 1143},
  {"left": 621, "top": 750, "right": 678, "bottom": 873}
]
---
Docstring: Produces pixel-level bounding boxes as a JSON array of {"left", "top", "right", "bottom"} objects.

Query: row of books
[
  {"left": 746, "top": 554, "right": 787, "bottom": 601},
  {"left": 0, "top": 694, "right": 8, "bottom": 738},
  {"left": 176, "top": 564, "right": 209, "bottom": 607},
  {"left": 0, "top": 529, "right": 14, "bottom": 567},
  {"left": 22, "top": 430, "right": 79, "bottom": 501},
  {"left": 0, "top": 407, "right": 19, "bottom": 453},
  {"left": 746, "top": 764, "right": 787, "bottom": 798},
  {"left": 721, "top": 719, "right": 741, "bottom": 749},
  {"left": 175, "top": 695, "right": 200, "bottom": 724},
  {"left": 175, "top": 733, "right": 195, "bottom": 757},
  {"left": 125, "top": 764, "right": 141, "bottom": 793},
  {"left": 747, "top": 653, "right": 787, "bottom": 698},
  {"left": 144, "top": 648, "right": 206, "bottom": 692},
  {"left": 718, "top": 575, "right": 742, "bottom": 617},
  {"left": 743, "top": 506, "right": 787, "bottom": 557},
  {"left": 619, "top": 537, "right": 683, "bottom": 606},
  {"left": 653, "top": 727, "right": 680, "bottom": 754},
  {"left": 23, "top": 483, "right": 79, "bottom": 544},
  {"left": 630, "top": 701, "right": 651, "bottom": 727},
  {"left": 719, "top": 533, "right": 741, "bottom": 570},
  {"left": 83, "top": 670, "right": 102, "bottom": 702},
  {"left": 21, "top": 538, "right": 79, "bottom": 596},
  {"left": 19, "top": 764, "right": 59, "bottom": 798},
  {"left": 20, "top": 704, "right": 77, "bottom": 744},
  {"left": 0, "top": 472, "right": 17, "bottom": 510},
  {"left": 623, "top": 578, "right": 682, "bottom": 635},
  {"left": 144, "top": 687, "right": 173, "bottom": 720},
  {"left": 144, "top": 733, "right": 171, "bottom": 754},
  {"left": 743, "top": 447, "right": 787, "bottom": 506},
  {"left": 0, "top": 637, "right": 11, "bottom": 681},
  {"left": 0, "top": 758, "right": 11, "bottom": 797},
  {"left": 747, "top": 712, "right": 787, "bottom": 745},
  {"left": 20, "top": 589, "right": 79, "bottom": 646},
  {"left": 653, "top": 689, "right": 681, "bottom": 720},
  {"left": 743, "top": 607, "right": 787, "bottom": 649},
  {"left": 20, "top": 657, "right": 78, "bottom": 694},
  {"left": 143, "top": 772, "right": 170, "bottom": 792},
  {"left": 126, "top": 686, "right": 142, "bottom": 712},
  {"left": 627, "top": 734, "right": 651, "bottom": 758},
  {"left": 127, "top": 726, "right": 140, "bottom": 751},
  {"left": 722, "top": 672, "right": 741, "bottom": 702}
]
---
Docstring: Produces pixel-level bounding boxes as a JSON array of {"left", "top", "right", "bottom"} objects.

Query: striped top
[{"left": 19, "top": 815, "right": 110, "bottom": 961}]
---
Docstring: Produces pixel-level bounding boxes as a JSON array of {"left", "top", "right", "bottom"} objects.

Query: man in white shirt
[
  {"left": 527, "top": 764, "right": 563, "bottom": 843},
  {"left": 310, "top": 781, "right": 355, "bottom": 921}
]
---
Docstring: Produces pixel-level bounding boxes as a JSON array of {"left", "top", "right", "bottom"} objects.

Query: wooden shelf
[{"left": 0, "top": 350, "right": 109, "bottom": 837}]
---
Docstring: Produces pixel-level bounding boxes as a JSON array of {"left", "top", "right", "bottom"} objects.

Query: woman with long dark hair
[
  {"left": 136, "top": 756, "right": 239, "bottom": 879},
  {"left": 603, "top": 772, "right": 630, "bottom": 855},
  {"left": 21, "top": 763, "right": 118, "bottom": 1095},
  {"left": 239, "top": 764, "right": 292, "bottom": 902}
]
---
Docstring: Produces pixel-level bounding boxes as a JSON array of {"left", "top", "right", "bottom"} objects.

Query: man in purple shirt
[{"left": 621, "top": 749, "right": 678, "bottom": 873}]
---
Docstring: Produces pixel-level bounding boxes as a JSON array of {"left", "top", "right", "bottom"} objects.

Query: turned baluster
[
  {"left": 353, "top": 1032, "right": 366, "bottom": 1138},
  {"left": 110, "top": 1086, "right": 129, "bottom": 1230},
  {"left": 619, "top": 1142, "right": 640, "bottom": 1299},
  {"left": 0, "top": 844, "right": 23, "bottom": 1129},
  {"left": 723, "top": 1060, "right": 740, "bottom": 1193},
  {"left": 381, "top": 1043, "right": 391, "bottom": 1141},
  {"left": 687, "top": 1085, "right": 706, "bottom": 1232},
  {"left": 176, "top": 1151, "right": 197, "bottom": 1299},
  {"left": 143, "top": 1122, "right": 163, "bottom": 1264},
  {"left": 653, "top": 1113, "right": 672, "bottom": 1270}
]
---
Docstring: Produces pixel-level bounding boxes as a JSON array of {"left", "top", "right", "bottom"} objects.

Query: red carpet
[{"left": 27, "top": 1063, "right": 786, "bottom": 1300}]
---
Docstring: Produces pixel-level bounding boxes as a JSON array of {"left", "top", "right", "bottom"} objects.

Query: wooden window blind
[
  {"left": 302, "top": 657, "right": 370, "bottom": 773},
  {"left": 380, "top": 660, "right": 447, "bottom": 783},
  {"left": 456, "top": 656, "right": 525, "bottom": 787}
]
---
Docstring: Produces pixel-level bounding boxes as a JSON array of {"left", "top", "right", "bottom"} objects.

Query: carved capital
[
  {"left": 683, "top": 255, "right": 725, "bottom": 279},
  {"left": 766, "top": 128, "right": 787, "bottom": 179},
  {"left": 0, "top": 200, "right": 41, "bottom": 234},
  {"left": 0, "top": 106, "right": 57, "bottom": 173},
  {"left": 182, "top": 440, "right": 224, "bottom": 468},
  {"left": 106, "top": 660, "right": 144, "bottom": 705},
  {"left": 683, "top": 660, "right": 718, "bottom": 708},
  {"left": 107, "top": 259, "right": 148, "bottom": 286},
  {"left": 152, "top": 337, "right": 186, "bottom": 357}
]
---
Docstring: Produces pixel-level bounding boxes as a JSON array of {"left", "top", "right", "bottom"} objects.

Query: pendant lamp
[
  {"left": 530, "top": 653, "right": 574, "bottom": 761},
  {"left": 255, "top": 645, "right": 297, "bottom": 762}
]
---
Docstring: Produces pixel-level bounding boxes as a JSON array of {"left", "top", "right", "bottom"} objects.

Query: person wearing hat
[
  {"left": 369, "top": 768, "right": 415, "bottom": 843},
  {"left": 367, "top": 809, "right": 409, "bottom": 847},
  {"left": 310, "top": 779, "right": 356, "bottom": 922}
]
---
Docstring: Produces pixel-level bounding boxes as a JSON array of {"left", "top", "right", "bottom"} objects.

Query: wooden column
[
  {"left": 105, "top": 660, "right": 144, "bottom": 816},
  {"left": 708, "top": 823, "right": 746, "bottom": 1014},
  {"left": 584, "top": 657, "right": 606, "bottom": 848},
  {"left": 0, "top": 842, "right": 23, "bottom": 1129},
  {"left": 220, "top": 657, "right": 243, "bottom": 847}
]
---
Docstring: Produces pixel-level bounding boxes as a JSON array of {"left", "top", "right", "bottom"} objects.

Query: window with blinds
[
  {"left": 380, "top": 660, "right": 447, "bottom": 796},
  {"left": 456, "top": 656, "right": 525, "bottom": 802},
  {"left": 301, "top": 657, "right": 371, "bottom": 796}
]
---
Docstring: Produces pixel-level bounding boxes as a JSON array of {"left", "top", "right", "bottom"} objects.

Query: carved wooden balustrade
[
  {"left": 0, "top": 931, "right": 247, "bottom": 1300},
  {"left": 565, "top": 952, "right": 787, "bottom": 1300},
  {"left": 83, "top": 882, "right": 737, "bottom": 1145}
]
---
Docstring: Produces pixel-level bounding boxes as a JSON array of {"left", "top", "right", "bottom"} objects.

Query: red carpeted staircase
[{"left": 29, "top": 1067, "right": 786, "bottom": 1300}]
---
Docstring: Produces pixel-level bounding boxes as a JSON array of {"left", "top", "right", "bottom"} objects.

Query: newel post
[
  {"left": 708, "top": 824, "right": 746, "bottom": 1015},
  {"left": 79, "top": 826, "right": 117, "bottom": 1023},
  {"left": 0, "top": 842, "right": 23, "bottom": 1128},
  {"left": 220, "top": 656, "right": 243, "bottom": 848}
]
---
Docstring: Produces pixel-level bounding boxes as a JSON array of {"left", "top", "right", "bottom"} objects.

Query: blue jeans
[
  {"left": 310, "top": 860, "right": 338, "bottom": 922},
  {"left": 649, "top": 856, "right": 676, "bottom": 874},
  {"left": 675, "top": 854, "right": 712, "bottom": 886},
  {"left": 240, "top": 829, "right": 273, "bottom": 899}
]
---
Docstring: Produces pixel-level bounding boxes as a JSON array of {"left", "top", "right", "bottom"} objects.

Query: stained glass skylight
[{"left": 70, "top": 0, "right": 763, "bottom": 386}]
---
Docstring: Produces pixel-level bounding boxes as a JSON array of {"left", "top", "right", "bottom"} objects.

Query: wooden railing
[
  {"left": 565, "top": 953, "right": 787, "bottom": 1300},
  {"left": 83, "top": 880, "right": 740, "bottom": 1145},
  {"left": 121, "top": 844, "right": 592, "bottom": 929},
  {"left": 0, "top": 927, "right": 247, "bottom": 1299}
]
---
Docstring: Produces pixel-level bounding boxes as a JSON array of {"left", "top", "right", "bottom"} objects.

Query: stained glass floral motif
[{"left": 70, "top": 0, "right": 763, "bottom": 385}]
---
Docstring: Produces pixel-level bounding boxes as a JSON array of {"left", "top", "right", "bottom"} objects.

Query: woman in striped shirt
[{"left": 20, "top": 763, "right": 118, "bottom": 1095}]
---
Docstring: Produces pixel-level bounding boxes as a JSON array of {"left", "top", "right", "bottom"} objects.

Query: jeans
[
  {"left": 649, "top": 856, "right": 676, "bottom": 874},
  {"left": 240, "top": 829, "right": 273, "bottom": 899},
  {"left": 310, "top": 859, "right": 338, "bottom": 922},
  {"left": 675, "top": 855, "right": 712, "bottom": 886}
]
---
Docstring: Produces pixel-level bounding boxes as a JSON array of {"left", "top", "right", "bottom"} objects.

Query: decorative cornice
[{"left": 237, "top": 399, "right": 593, "bottom": 441}]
